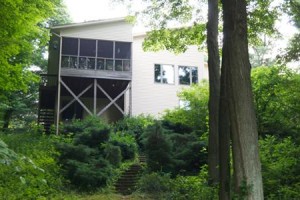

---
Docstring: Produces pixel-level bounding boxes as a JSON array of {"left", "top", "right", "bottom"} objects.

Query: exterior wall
[
  {"left": 58, "top": 21, "right": 133, "bottom": 42},
  {"left": 131, "top": 35, "right": 207, "bottom": 117}
]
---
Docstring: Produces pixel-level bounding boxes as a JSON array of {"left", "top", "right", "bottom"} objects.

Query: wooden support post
[
  {"left": 60, "top": 79, "right": 93, "bottom": 116},
  {"left": 94, "top": 79, "right": 97, "bottom": 115},
  {"left": 129, "top": 82, "right": 132, "bottom": 116},
  {"left": 56, "top": 77, "right": 61, "bottom": 135},
  {"left": 55, "top": 36, "right": 62, "bottom": 135}
]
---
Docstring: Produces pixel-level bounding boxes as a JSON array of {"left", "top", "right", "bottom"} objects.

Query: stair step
[{"left": 114, "top": 162, "right": 144, "bottom": 195}]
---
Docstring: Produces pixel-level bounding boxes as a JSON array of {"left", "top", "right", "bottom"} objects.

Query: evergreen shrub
[{"left": 56, "top": 117, "right": 113, "bottom": 191}]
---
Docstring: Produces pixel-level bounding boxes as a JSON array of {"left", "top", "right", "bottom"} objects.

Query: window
[
  {"left": 154, "top": 64, "right": 175, "bottom": 84},
  {"left": 179, "top": 66, "right": 198, "bottom": 85}
]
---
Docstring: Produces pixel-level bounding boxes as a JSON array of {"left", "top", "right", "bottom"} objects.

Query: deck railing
[{"left": 61, "top": 56, "right": 131, "bottom": 72}]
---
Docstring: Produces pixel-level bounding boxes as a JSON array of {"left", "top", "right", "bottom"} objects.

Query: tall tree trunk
[
  {"left": 207, "top": 0, "right": 221, "bottom": 185},
  {"left": 219, "top": 53, "right": 231, "bottom": 200},
  {"left": 221, "top": 0, "right": 264, "bottom": 199}
]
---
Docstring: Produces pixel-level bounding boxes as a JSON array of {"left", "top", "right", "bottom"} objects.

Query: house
[{"left": 38, "top": 18, "right": 207, "bottom": 133}]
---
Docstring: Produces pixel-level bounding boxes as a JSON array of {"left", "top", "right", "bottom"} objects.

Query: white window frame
[
  {"left": 178, "top": 66, "right": 198, "bottom": 85},
  {"left": 154, "top": 64, "right": 175, "bottom": 85}
]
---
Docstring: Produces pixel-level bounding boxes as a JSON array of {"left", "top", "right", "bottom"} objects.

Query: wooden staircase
[
  {"left": 114, "top": 154, "right": 146, "bottom": 195},
  {"left": 38, "top": 109, "right": 54, "bottom": 133}
]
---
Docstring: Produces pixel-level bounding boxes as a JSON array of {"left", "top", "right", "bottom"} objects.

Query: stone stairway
[
  {"left": 38, "top": 109, "right": 54, "bottom": 133},
  {"left": 114, "top": 154, "right": 146, "bottom": 195}
]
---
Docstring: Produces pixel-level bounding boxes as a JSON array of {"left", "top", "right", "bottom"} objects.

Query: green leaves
[
  {"left": 251, "top": 66, "right": 300, "bottom": 139},
  {"left": 0, "top": 0, "right": 68, "bottom": 92},
  {"left": 143, "top": 24, "right": 206, "bottom": 53}
]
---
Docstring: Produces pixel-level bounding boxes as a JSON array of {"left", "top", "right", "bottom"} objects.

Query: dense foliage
[
  {"left": 57, "top": 117, "right": 114, "bottom": 191},
  {"left": 260, "top": 135, "right": 300, "bottom": 199},
  {"left": 142, "top": 121, "right": 207, "bottom": 175},
  {"left": 0, "top": 133, "right": 65, "bottom": 199},
  {"left": 0, "top": 0, "right": 70, "bottom": 131},
  {"left": 252, "top": 66, "right": 300, "bottom": 141}
]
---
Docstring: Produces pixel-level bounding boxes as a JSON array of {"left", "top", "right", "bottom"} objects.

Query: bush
[
  {"left": 113, "top": 115, "right": 154, "bottom": 150},
  {"left": 108, "top": 132, "right": 138, "bottom": 161},
  {"left": 142, "top": 121, "right": 207, "bottom": 175},
  {"left": 162, "top": 81, "right": 209, "bottom": 135},
  {"left": 142, "top": 121, "right": 174, "bottom": 173},
  {"left": 169, "top": 176, "right": 217, "bottom": 200},
  {"left": 260, "top": 135, "right": 300, "bottom": 199},
  {"left": 56, "top": 117, "right": 113, "bottom": 191},
  {"left": 0, "top": 133, "right": 65, "bottom": 199},
  {"left": 137, "top": 167, "right": 218, "bottom": 200},
  {"left": 104, "top": 143, "right": 122, "bottom": 166},
  {"left": 137, "top": 172, "right": 172, "bottom": 195}
]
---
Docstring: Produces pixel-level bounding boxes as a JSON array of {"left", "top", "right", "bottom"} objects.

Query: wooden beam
[
  {"left": 56, "top": 36, "right": 62, "bottom": 135},
  {"left": 129, "top": 81, "right": 132, "bottom": 116},
  {"left": 60, "top": 83, "right": 93, "bottom": 114},
  {"left": 96, "top": 83, "right": 124, "bottom": 115},
  {"left": 97, "top": 83, "right": 130, "bottom": 116},
  {"left": 60, "top": 79, "right": 93, "bottom": 116},
  {"left": 94, "top": 79, "right": 97, "bottom": 115}
]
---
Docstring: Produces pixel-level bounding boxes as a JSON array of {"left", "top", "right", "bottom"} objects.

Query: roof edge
[{"left": 51, "top": 17, "right": 127, "bottom": 30}]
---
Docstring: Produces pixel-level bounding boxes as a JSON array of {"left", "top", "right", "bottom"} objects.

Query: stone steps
[{"left": 114, "top": 154, "right": 146, "bottom": 195}]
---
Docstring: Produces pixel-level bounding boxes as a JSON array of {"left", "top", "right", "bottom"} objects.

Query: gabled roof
[{"left": 51, "top": 17, "right": 127, "bottom": 30}]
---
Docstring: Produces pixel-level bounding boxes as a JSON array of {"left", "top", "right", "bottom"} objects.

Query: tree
[
  {"left": 0, "top": 0, "right": 70, "bottom": 130},
  {"left": 221, "top": 0, "right": 263, "bottom": 198},
  {"left": 283, "top": 0, "right": 300, "bottom": 62},
  {"left": 252, "top": 66, "right": 300, "bottom": 140},
  {"left": 206, "top": 0, "right": 220, "bottom": 185}
]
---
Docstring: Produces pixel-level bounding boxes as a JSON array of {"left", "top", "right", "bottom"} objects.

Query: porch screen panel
[
  {"left": 97, "top": 40, "right": 113, "bottom": 58},
  {"left": 62, "top": 37, "right": 78, "bottom": 55},
  {"left": 80, "top": 39, "right": 96, "bottom": 57},
  {"left": 115, "top": 42, "right": 131, "bottom": 59}
]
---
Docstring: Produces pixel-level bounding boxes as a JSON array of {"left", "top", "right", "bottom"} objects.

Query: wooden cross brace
[
  {"left": 97, "top": 82, "right": 131, "bottom": 116},
  {"left": 60, "top": 79, "right": 93, "bottom": 116}
]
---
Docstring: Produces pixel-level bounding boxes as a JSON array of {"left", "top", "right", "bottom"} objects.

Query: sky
[{"left": 63, "top": 0, "right": 128, "bottom": 22}]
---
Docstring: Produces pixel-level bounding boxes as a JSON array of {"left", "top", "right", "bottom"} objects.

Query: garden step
[
  {"left": 114, "top": 162, "right": 143, "bottom": 195},
  {"left": 138, "top": 154, "right": 147, "bottom": 164}
]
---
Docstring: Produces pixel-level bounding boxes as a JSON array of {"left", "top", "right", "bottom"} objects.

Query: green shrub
[
  {"left": 0, "top": 133, "right": 65, "bottom": 199},
  {"left": 168, "top": 165, "right": 217, "bottom": 200},
  {"left": 260, "top": 135, "right": 300, "bottom": 199},
  {"left": 137, "top": 172, "right": 172, "bottom": 195},
  {"left": 162, "top": 81, "right": 209, "bottom": 134},
  {"left": 104, "top": 143, "right": 122, "bottom": 166},
  {"left": 109, "top": 132, "right": 138, "bottom": 161},
  {"left": 56, "top": 117, "right": 114, "bottom": 191},
  {"left": 113, "top": 115, "right": 154, "bottom": 150},
  {"left": 142, "top": 121, "right": 174, "bottom": 173},
  {"left": 142, "top": 121, "right": 207, "bottom": 175}
]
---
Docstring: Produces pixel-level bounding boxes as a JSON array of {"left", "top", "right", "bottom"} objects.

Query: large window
[
  {"left": 61, "top": 37, "right": 131, "bottom": 71},
  {"left": 178, "top": 66, "right": 198, "bottom": 85},
  {"left": 154, "top": 64, "right": 175, "bottom": 84}
]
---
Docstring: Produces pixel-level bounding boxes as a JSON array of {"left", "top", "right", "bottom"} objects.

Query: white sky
[{"left": 63, "top": 0, "right": 128, "bottom": 22}]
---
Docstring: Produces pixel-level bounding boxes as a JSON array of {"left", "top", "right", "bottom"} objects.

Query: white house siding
[
  {"left": 58, "top": 21, "right": 133, "bottom": 42},
  {"left": 131, "top": 35, "right": 207, "bottom": 117}
]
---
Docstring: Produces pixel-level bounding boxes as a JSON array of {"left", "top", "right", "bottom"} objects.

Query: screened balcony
[{"left": 60, "top": 37, "right": 132, "bottom": 80}]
